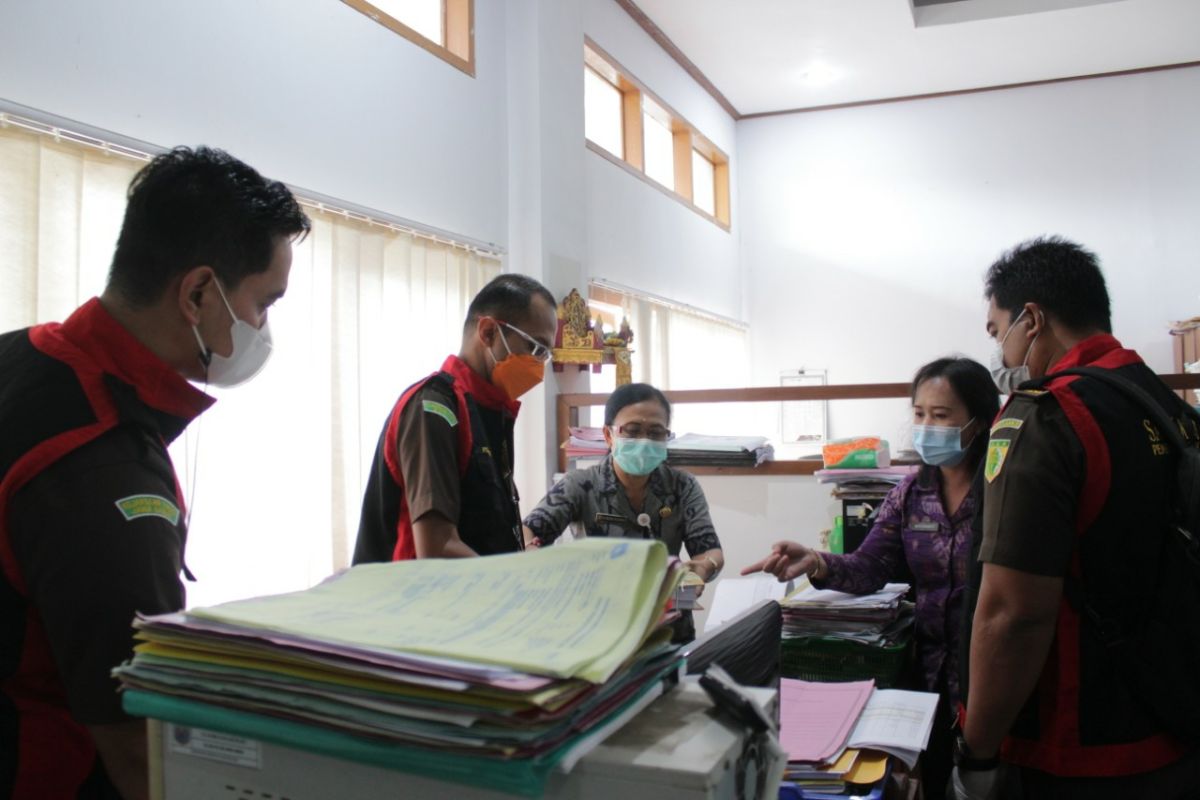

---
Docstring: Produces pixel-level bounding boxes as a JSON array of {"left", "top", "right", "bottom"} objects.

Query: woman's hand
[{"left": 740, "top": 541, "right": 826, "bottom": 582}]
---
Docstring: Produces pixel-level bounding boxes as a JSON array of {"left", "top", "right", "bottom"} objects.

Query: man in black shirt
[{"left": 0, "top": 147, "right": 309, "bottom": 799}]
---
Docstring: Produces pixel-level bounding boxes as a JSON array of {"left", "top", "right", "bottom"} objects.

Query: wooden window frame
[
  {"left": 342, "top": 0, "right": 475, "bottom": 77},
  {"left": 584, "top": 38, "right": 731, "bottom": 231}
]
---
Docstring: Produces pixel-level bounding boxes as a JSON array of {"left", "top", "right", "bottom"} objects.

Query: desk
[{"left": 149, "top": 681, "right": 780, "bottom": 800}]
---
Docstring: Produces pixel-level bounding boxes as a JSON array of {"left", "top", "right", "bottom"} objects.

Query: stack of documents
[
  {"left": 562, "top": 426, "right": 609, "bottom": 460},
  {"left": 115, "top": 539, "right": 685, "bottom": 797},
  {"left": 779, "top": 679, "right": 936, "bottom": 797},
  {"left": 815, "top": 466, "right": 919, "bottom": 501},
  {"left": 782, "top": 583, "right": 913, "bottom": 646},
  {"left": 667, "top": 433, "right": 775, "bottom": 467}
]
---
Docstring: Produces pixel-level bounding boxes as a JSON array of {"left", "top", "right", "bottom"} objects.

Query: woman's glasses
[{"left": 613, "top": 423, "right": 672, "bottom": 441}]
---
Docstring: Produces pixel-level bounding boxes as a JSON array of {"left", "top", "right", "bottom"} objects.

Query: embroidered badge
[
  {"left": 422, "top": 400, "right": 458, "bottom": 427},
  {"left": 990, "top": 417, "right": 1024, "bottom": 435},
  {"left": 115, "top": 494, "right": 181, "bottom": 525},
  {"left": 985, "top": 440, "right": 1011, "bottom": 484}
]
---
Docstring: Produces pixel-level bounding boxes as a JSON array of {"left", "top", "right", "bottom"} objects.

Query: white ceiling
[{"left": 632, "top": 0, "right": 1200, "bottom": 116}]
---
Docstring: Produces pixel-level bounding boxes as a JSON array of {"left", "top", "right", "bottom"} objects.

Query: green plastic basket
[{"left": 780, "top": 633, "right": 912, "bottom": 687}]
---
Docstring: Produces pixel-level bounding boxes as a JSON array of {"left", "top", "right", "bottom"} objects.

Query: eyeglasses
[
  {"left": 613, "top": 423, "right": 673, "bottom": 442},
  {"left": 500, "top": 321, "right": 552, "bottom": 362}
]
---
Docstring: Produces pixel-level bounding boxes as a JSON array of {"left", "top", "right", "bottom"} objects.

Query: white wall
[
  {"left": 0, "top": 0, "right": 510, "bottom": 247},
  {"left": 581, "top": 0, "right": 741, "bottom": 320},
  {"left": 740, "top": 66, "right": 1200, "bottom": 443}
]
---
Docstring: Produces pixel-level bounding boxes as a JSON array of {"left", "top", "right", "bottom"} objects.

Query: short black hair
[
  {"left": 463, "top": 273, "right": 556, "bottom": 333},
  {"left": 984, "top": 236, "right": 1111, "bottom": 333},
  {"left": 912, "top": 357, "right": 999, "bottom": 469},
  {"left": 108, "top": 146, "right": 310, "bottom": 306},
  {"left": 604, "top": 383, "right": 672, "bottom": 427}
]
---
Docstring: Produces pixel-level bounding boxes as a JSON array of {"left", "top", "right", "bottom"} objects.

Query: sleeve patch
[
  {"left": 985, "top": 440, "right": 1011, "bottom": 484},
  {"left": 991, "top": 417, "right": 1024, "bottom": 435},
  {"left": 422, "top": 400, "right": 459, "bottom": 427},
  {"left": 115, "top": 494, "right": 180, "bottom": 525}
]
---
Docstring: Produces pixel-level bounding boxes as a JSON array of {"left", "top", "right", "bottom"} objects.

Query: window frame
[
  {"left": 583, "top": 38, "right": 731, "bottom": 231},
  {"left": 342, "top": 0, "right": 474, "bottom": 77}
]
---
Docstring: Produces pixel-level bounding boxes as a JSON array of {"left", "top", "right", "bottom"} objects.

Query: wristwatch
[
  {"left": 698, "top": 555, "right": 721, "bottom": 581},
  {"left": 953, "top": 733, "right": 1000, "bottom": 771}
]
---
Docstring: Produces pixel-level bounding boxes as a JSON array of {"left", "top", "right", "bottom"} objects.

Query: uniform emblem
[
  {"left": 422, "top": 400, "right": 458, "bottom": 427},
  {"left": 990, "top": 418, "right": 1023, "bottom": 435},
  {"left": 985, "top": 440, "right": 1011, "bottom": 484},
  {"left": 115, "top": 494, "right": 180, "bottom": 525}
]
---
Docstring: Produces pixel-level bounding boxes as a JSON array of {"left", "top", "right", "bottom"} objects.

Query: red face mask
[{"left": 487, "top": 324, "right": 546, "bottom": 400}]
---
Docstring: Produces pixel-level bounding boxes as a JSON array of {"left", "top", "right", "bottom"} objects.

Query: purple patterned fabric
[{"left": 816, "top": 467, "right": 975, "bottom": 708}]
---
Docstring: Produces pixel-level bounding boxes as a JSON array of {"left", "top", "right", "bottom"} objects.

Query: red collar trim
[
  {"left": 441, "top": 355, "right": 521, "bottom": 416},
  {"left": 1048, "top": 333, "right": 1142, "bottom": 374},
  {"left": 57, "top": 298, "right": 214, "bottom": 421}
]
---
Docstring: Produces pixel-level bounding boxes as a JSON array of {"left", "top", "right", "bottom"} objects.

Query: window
[
  {"left": 642, "top": 98, "right": 675, "bottom": 190},
  {"left": 584, "top": 67, "right": 623, "bottom": 159},
  {"left": 583, "top": 39, "right": 731, "bottom": 230},
  {"left": 342, "top": 0, "right": 474, "bottom": 76},
  {"left": 691, "top": 149, "right": 716, "bottom": 216}
]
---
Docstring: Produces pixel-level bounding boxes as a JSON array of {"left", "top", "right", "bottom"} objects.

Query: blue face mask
[
  {"left": 612, "top": 437, "right": 669, "bottom": 476},
  {"left": 912, "top": 420, "right": 976, "bottom": 467}
]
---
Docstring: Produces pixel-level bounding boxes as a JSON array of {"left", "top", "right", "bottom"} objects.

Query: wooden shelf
[
  {"left": 555, "top": 374, "right": 1200, "bottom": 473},
  {"left": 675, "top": 461, "right": 824, "bottom": 476}
]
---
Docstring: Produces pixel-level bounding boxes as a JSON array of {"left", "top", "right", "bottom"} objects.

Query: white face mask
[
  {"left": 989, "top": 308, "right": 1038, "bottom": 395},
  {"left": 192, "top": 280, "right": 273, "bottom": 388}
]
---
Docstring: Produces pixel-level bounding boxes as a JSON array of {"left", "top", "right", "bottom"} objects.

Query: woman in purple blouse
[{"left": 744, "top": 357, "right": 998, "bottom": 796}]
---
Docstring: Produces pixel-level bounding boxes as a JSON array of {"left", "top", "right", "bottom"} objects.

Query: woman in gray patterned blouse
[
  {"left": 522, "top": 383, "right": 725, "bottom": 642},
  {"left": 743, "top": 357, "right": 999, "bottom": 798}
]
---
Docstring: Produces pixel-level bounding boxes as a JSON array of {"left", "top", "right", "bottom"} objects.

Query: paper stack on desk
[
  {"left": 779, "top": 679, "right": 935, "bottom": 796},
  {"left": 114, "top": 539, "right": 685, "bottom": 798},
  {"left": 782, "top": 582, "right": 913, "bottom": 646}
]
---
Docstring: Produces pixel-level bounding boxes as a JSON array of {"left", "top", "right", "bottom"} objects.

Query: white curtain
[
  {"left": 589, "top": 288, "right": 753, "bottom": 435},
  {"left": 0, "top": 125, "right": 142, "bottom": 327},
  {"left": 0, "top": 124, "right": 501, "bottom": 609}
]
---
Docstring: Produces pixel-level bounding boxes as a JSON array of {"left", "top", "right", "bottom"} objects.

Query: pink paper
[{"left": 778, "top": 678, "right": 874, "bottom": 763}]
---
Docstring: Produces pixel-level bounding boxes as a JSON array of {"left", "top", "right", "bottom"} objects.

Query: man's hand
[
  {"left": 740, "top": 541, "right": 822, "bottom": 581},
  {"left": 948, "top": 766, "right": 1003, "bottom": 800}
]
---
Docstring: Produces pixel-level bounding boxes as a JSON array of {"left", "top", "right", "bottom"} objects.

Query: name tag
[{"left": 911, "top": 521, "right": 940, "bottom": 532}]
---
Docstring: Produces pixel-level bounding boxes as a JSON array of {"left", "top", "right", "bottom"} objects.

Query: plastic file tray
[{"left": 780, "top": 634, "right": 911, "bottom": 687}]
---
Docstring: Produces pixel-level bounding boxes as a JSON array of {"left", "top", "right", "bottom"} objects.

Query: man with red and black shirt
[
  {"left": 353, "top": 274, "right": 557, "bottom": 563},
  {"left": 954, "top": 237, "right": 1200, "bottom": 799},
  {"left": 0, "top": 147, "right": 309, "bottom": 800}
]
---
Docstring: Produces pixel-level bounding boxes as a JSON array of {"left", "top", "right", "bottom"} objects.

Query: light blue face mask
[
  {"left": 612, "top": 437, "right": 668, "bottom": 476},
  {"left": 912, "top": 420, "right": 977, "bottom": 467}
]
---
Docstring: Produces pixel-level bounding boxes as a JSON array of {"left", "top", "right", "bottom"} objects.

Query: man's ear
[
  {"left": 1023, "top": 302, "right": 1045, "bottom": 339},
  {"left": 602, "top": 425, "right": 614, "bottom": 450},
  {"left": 178, "top": 267, "right": 215, "bottom": 326},
  {"left": 475, "top": 315, "right": 499, "bottom": 346}
]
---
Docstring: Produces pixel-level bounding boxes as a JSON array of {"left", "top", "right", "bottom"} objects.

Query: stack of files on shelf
[
  {"left": 666, "top": 433, "right": 775, "bottom": 467},
  {"left": 815, "top": 466, "right": 919, "bottom": 501},
  {"left": 563, "top": 426, "right": 608, "bottom": 460},
  {"left": 782, "top": 583, "right": 913, "bottom": 646},
  {"left": 779, "top": 679, "right": 935, "bottom": 799},
  {"left": 114, "top": 539, "right": 685, "bottom": 798}
]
